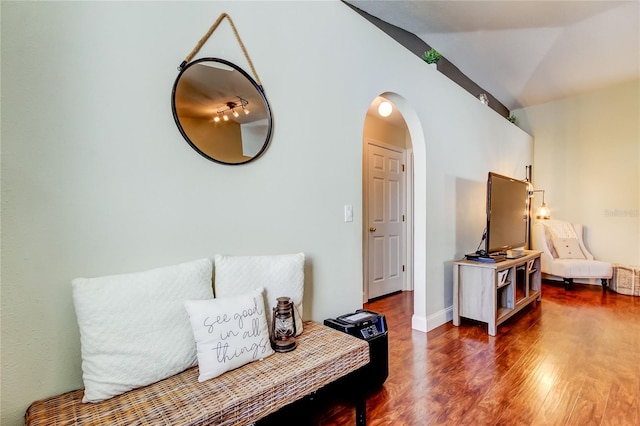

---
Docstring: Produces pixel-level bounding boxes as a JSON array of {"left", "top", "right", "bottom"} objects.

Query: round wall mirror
[{"left": 171, "top": 58, "right": 272, "bottom": 165}]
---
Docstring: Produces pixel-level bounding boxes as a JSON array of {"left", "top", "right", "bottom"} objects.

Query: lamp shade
[{"left": 536, "top": 202, "right": 550, "bottom": 220}]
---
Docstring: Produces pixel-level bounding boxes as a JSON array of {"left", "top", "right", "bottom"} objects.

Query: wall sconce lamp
[
  {"left": 529, "top": 189, "right": 550, "bottom": 220},
  {"left": 525, "top": 164, "right": 550, "bottom": 220},
  {"left": 213, "top": 96, "right": 250, "bottom": 122}
]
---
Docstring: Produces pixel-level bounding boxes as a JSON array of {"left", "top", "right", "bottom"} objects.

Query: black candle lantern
[{"left": 271, "top": 297, "right": 297, "bottom": 352}]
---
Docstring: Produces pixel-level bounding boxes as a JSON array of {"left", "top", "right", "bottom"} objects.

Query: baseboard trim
[
  {"left": 411, "top": 314, "right": 427, "bottom": 333},
  {"left": 412, "top": 306, "right": 453, "bottom": 333},
  {"left": 426, "top": 306, "right": 453, "bottom": 332}
]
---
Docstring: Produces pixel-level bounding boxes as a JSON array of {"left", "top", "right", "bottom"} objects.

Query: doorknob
[{"left": 369, "top": 227, "right": 377, "bottom": 232}]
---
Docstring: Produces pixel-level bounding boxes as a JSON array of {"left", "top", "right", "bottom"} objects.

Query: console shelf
[{"left": 453, "top": 250, "right": 541, "bottom": 336}]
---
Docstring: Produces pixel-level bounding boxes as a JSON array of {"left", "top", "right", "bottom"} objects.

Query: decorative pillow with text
[{"left": 184, "top": 288, "right": 274, "bottom": 382}]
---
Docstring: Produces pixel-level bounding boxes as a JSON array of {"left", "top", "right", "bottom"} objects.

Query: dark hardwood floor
[{"left": 309, "top": 281, "right": 639, "bottom": 425}]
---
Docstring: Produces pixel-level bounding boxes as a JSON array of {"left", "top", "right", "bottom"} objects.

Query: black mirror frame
[{"left": 171, "top": 58, "right": 273, "bottom": 165}]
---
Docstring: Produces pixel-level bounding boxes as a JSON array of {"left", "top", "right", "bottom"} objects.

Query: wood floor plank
[
  {"left": 601, "top": 377, "right": 640, "bottom": 426},
  {"left": 568, "top": 375, "right": 610, "bottom": 425},
  {"left": 266, "top": 281, "right": 640, "bottom": 425}
]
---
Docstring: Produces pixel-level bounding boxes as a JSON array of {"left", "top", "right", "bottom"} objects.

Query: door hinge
[
  {"left": 402, "top": 265, "right": 405, "bottom": 272},
  {"left": 402, "top": 164, "right": 405, "bottom": 172},
  {"left": 402, "top": 214, "right": 405, "bottom": 222}
]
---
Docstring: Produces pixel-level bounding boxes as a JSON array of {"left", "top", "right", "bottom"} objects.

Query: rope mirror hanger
[
  {"left": 178, "top": 12, "right": 262, "bottom": 86},
  {"left": 172, "top": 13, "right": 272, "bottom": 165}
]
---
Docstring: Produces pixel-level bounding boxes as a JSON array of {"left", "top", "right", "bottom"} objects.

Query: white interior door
[{"left": 366, "top": 142, "right": 406, "bottom": 299}]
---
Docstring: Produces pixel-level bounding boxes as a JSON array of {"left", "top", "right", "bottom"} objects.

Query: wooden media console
[{"left": 453, "top": 250, "right": 542, "bottom": 336}]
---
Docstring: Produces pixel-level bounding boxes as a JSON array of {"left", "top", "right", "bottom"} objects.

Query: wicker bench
[{"left": 24, "top": 322, "right": 370, "bottom": 426}]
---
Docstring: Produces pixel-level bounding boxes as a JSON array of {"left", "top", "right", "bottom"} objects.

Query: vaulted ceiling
[{"left": 347, "top": 0, "right": 640, "bottom": 110}]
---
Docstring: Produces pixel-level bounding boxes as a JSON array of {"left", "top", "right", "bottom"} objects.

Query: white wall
[
  {"left": 1, "top": 1, "right": 532, "bottom": 423},
  {"left": 515, "top": 80, "right": 640, "bottom": 267}
]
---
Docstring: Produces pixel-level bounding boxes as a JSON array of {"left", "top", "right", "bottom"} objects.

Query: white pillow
[
  {"left": 184, "top": 288, "right": 274, "bottom": 382},
  {"left": 548, "top": 222, "right": 577, "bottom": 239},
  {"left": 214, "top": 253, "right": 304, "bottom": 336},
  {"left": 72, "top": 258, "right": 214, "bottom": 403},
  {"left": 552, "top": 238, "right": 586, "bottom": 259}
]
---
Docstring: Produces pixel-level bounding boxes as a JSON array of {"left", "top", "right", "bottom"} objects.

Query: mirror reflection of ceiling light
[
  {"left": 213, "top": 96, "right": 250, "bottom": 123},
  {"left": 378, "top": 101, "right": 393, "bottom": 117}
]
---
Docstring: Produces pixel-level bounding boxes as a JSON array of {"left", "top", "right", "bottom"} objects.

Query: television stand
[{"left": 453, "top": 250, "right": 542, "bottom": 336}]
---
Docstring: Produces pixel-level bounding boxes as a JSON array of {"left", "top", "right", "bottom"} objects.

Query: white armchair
[{"left": 532, "top": 220, "right": 612, "bottom": 290}]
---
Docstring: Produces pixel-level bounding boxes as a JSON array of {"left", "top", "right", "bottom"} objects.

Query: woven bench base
[{"left": 25, "top": 322, "right": 369, "bottom": 426}]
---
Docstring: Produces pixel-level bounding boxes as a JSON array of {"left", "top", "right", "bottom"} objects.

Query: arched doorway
[{"left": 362, "top": 93, "right": 428, "bottom": 333}]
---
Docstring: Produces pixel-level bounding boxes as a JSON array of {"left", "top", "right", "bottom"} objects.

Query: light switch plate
[{"left": 344, "top": 205, "right": 353, "bottom": 222}]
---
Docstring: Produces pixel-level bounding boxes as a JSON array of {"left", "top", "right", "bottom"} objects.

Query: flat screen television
[{"left": 485, "top": 172, "right": 529, "bottom": 254}]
